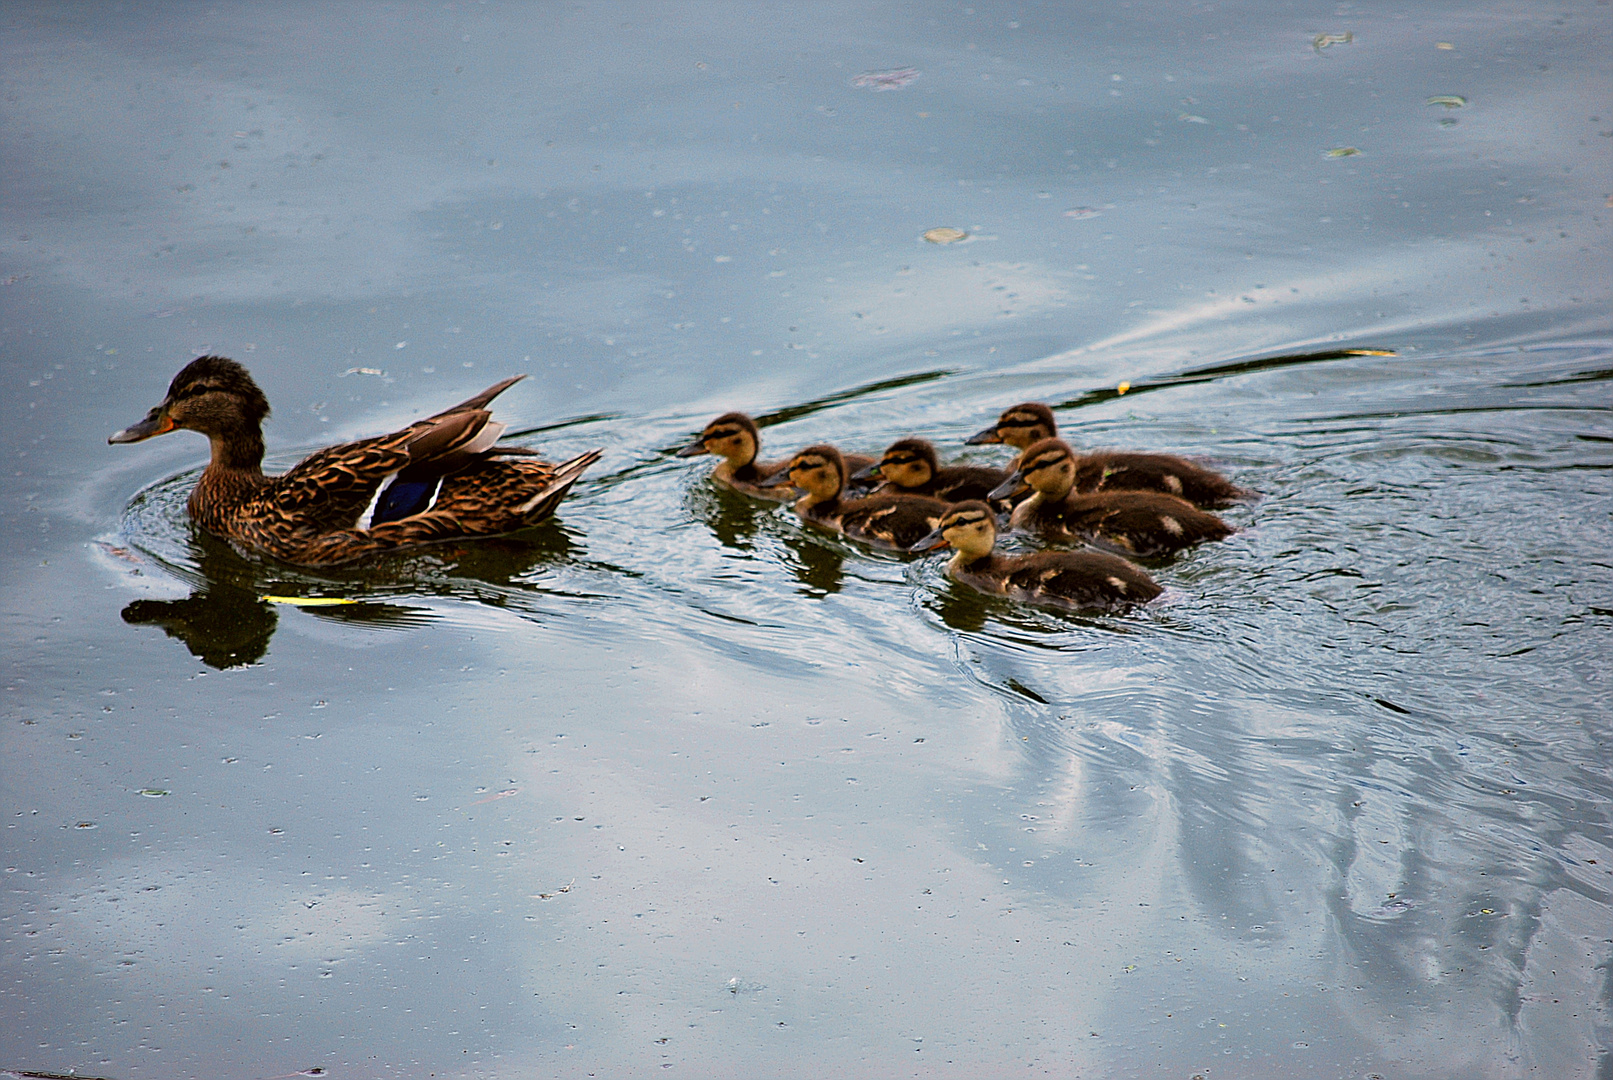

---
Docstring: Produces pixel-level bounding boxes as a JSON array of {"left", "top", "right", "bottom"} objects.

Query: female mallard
[
  {"left": 990, "top": 438, "right": 1233, "bottom": 557},
  {"left": 966, "top": 401, "right": 1250, "bottom": 507},
  {"left": 911, "top": 501, "right": 1161, "bottom": 611},
  {"left": 759, "top": 444, "right": 948, "bottom": 551},
  {"left": 109, "top": 355, "right": 602, "bottom": 566},
  {"left": 853, "top": 437, "right": 1009, "bottom": 506},
  {"left": 675, "top": 411, "right": 874, "bottom": 501}
]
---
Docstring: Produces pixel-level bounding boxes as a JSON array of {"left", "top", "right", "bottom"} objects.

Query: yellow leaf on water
[
  {"left": 1426, "top": 95, "right": 1467, "bottom": 108},
  {"left": 1325, "top": 147, "right": 1361, "bottom": 157},
  {"left": 1116, "top": 381, "right": 1131, "bottom": 395},
  {"left": 923, "top": 227, "right": 967, "bottom": 244},
  {"left": 1346, "top": 349, "right": 1397, "bottom": 356},
  {"left": 261, "top": 595, "right": 360, "bottom": 607}
]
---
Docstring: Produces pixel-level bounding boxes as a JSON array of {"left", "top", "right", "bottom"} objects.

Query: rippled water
[{"left": 3, "top": 4, "right": 1610, "bottom": 1078}]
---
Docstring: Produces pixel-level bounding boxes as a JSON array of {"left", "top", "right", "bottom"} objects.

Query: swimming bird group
[
  {"left": 678, "top": 402, "right": 1252, "bottom": 613},
  {"left": 108, "top": 357, "right": 1249, "bottom": 612}
]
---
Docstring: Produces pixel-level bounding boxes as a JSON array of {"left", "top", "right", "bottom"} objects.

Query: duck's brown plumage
[
  {"left": 676, "top": 411, "right": 873, "bottom": 500},
  {"left": 764, "top": 444, "right": 948, "bottom": 551},
  {"left": 861, "top": 437, "right": 1009, "bottom": 506},
  {"left": 967, "top": 401, "right": 1250, "bottom": 507},
  {"left": 912, "top": 501, "right": 1161, "bottom": 611},
  {"left": 109, "top": 356, "right": 601, "bottom": 566},
  {"left": 995, "top": 438, "right": 1233, "bottom": 557}
]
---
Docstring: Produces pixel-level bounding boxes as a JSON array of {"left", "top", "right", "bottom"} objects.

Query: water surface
[{"left": 2, "top": 3, "right": 1610, "bottom": 1078}]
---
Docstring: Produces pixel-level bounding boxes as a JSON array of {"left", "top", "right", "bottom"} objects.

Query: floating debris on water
[
  {"left": 1325, "top": 146, "right": 1361, "bottom": 157},
  {"left": 339, "top": 367, "right": 385, "bottom": 377},
  {"left": 139, "top": 788, "right": 170, "bottom": 798},
  {"left": 923, "top": 226, "right": 967, "bottom": 244},
  {"left": 1346, "top": 349, "right": 1397, "bottom": 356},
  {"left": 1436, "top": 41, "right": 1455, "bottom": 50},
  {"left": 261, "top": 595, "right": 361, "bottom": 606},
  {"left": 1312, "top": 32, "right": 1354, "bottom": 52},
  {"left": 74, "top": 821, "right": 98, "bottom": 829},
  {"left": 1064, "top": 206, "right": 1104, "bottom": 219},
  {"left": 536, "top": 878, "right": 575, "bottom": 900},
  {"left": 1426, "top": 95, "right": 1467, "bottom": 108},
  {"left": 1178, "top": 113, "right": 1209, "bottom": 124},
  {"left": 1116, "top": 381, "right": 1131, "bottom": 395},
  {"left": 853, "top": 67, "right": 920, "bottom": 91}
]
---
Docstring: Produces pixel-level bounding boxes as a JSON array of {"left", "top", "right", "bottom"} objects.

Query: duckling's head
[
  {"left": 763, "top": 444, "right": 845, "bottom": 503},
  {"left": 965, "top": 402, "right": 1057, "bottom": 450},
  {"left": 676, "top": 411, "right": 761, "bottom": 467},
  {"left": 989, "top": 437, "right": 1076, "bottom": 502},
  {"left": 911, "top": 500, "right": 998, "bottom": 562},
  {"left": 864, "top": 437, "right": 939, "bottom": 489},
  {"left": 109, "top": 355, "right": 271, "bottom": 447}
]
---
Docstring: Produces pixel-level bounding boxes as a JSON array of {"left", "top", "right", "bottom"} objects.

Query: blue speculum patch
[{"left": 372, "top": 478, "right": 441, "bottom": 524}]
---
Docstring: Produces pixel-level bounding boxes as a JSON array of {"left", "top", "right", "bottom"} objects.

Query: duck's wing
[
  {"left": 265, "top": 431, "right": 418, "bottom": 533},
  {"left": 264, "top": 378, "right": 528, "bottom": 533},
  {"left": 422, "top": 374, "right": 526, "bottom": 420}
]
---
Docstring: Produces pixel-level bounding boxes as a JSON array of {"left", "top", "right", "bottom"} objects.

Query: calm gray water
[{"left": 3, "top": 3, "right": 1610, "bottom": 1078}]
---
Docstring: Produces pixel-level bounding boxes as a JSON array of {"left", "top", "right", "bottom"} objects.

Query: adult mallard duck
[
  {"left": 109, "top": 355, "right": 602, "bottom": 566},
  {"left": 674, "top": 411, "right": 875, "bottom": 501},
  {"left": 911, "top": 501, "right": 1161, "bottom": 611},
  {"left": 852, "top": 437, "right": 1009, "bottom": 506},
  {"left": 759, "top": 444, "right": 948, "bottom": 551},
  {"left": 991, "top": 438, "right": 1233, "bottom": 557},
  {"left": 966, "top": 401, "right": 1250, "bottom": 507}
]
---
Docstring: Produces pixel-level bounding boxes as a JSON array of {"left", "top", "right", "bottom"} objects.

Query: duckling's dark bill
[
  {"left": 909, "top": 526, "right": 950, "bottom": 552},
  {"left": 849, "top": 461, "right": 882, "bottom": 481},
  {"left": 964, "top": 424, "right": 1002, "bottom": 445},
  {"left": 987, "top": 472, "right": 1026, "bottom": 501},
  {"left": 757, "top": 466, "right": 795, "bottom": 487},
  {"left": 674, "top": 438, "right": 710, "bottom": 458},
  {"left": 109, "top": 408, "right": 176, "bottom": 444}
]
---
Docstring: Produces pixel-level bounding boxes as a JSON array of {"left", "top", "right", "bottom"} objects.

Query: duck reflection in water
[{"left": 121, "top": 520, "right": 578, "bottom": 669}]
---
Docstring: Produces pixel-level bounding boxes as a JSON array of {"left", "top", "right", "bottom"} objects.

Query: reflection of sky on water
[{"left": 2, "top": 2, "right": 1610, "bottom": 1077}]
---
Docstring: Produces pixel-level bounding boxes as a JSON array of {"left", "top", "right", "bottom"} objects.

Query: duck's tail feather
[{"left": 518, "top": 449, "right": 603, "bottom": 523}]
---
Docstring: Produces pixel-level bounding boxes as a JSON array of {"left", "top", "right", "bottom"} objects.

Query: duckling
[
  {"left": 990, "top": 438, "right": 1233, "bottom": 557},
  {"left": 760, "top": 444, "right": 949, "bottom": 551},
  {"left": 853, "top": 437, "right": 1010, "bottom": 505},
  {"left": 675, "top": 412, "right": 874, "bottom": 501},
  {"left": 964, "top": 402, "right": 1058, "bottom": 469},
  {"left": 967, "top": 401, "right": 1250, "bottom": 507},
  {"left": 911, "top": 501, "right": 1161, "bottom": 611}
]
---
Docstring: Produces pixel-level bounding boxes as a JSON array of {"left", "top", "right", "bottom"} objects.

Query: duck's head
[
  {"left": 676, "top": 412, "right": 761, "bottom": 467},
  {"left": 988, "top": 437, "right": 1076, "bottom": 501},
  {"left": 109, "top": 356, "right": 270, "bottom": 446},
  {"left": 760, "top": 444, "right": 845, "bottom": 502},
  {"left": 965, "top": 402, "right": 1057, "bottom": 450},
  {"left": 854, "top": 437, "right": 939, "bottom": 488},
  {"left": 910, "top": 500, "right": 998, "bottom": 561}
]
